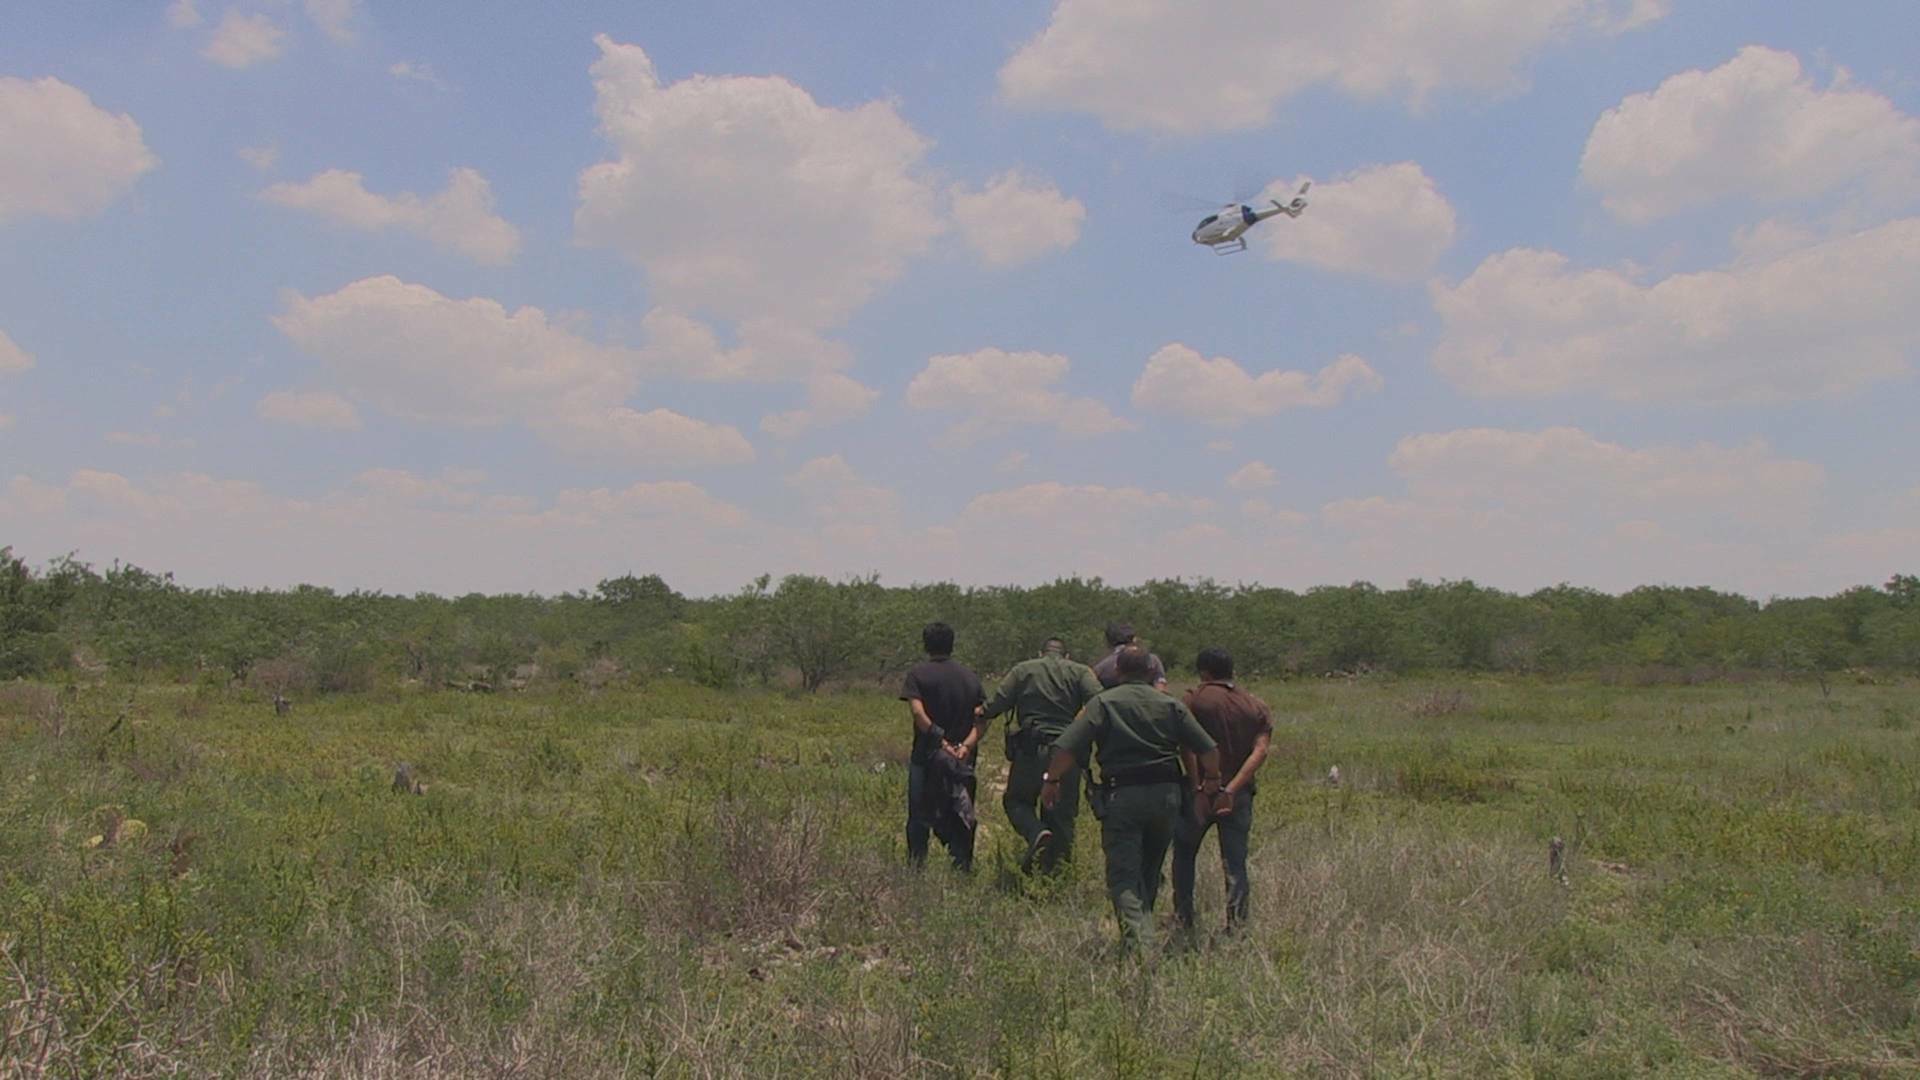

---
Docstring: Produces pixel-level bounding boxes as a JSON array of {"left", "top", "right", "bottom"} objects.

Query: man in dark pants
[
  {"left": 901, "top": 621, "right": 985, "bottom": 870},
  {"left": 977, "top": 637, "right": 1104, "bottom": 871},
  {"left": 1091, "top": 621, "right": 1168, "bottom": 690},
  {"left": 1044, "top": 646, "right": 1221, "bottom": 951},
  {"left": 1173, "top": 647, "right": 1274, "bottom": 933}
]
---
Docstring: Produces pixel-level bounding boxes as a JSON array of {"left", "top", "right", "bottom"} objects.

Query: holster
[{"left": 1085, "top": 775, "right": 1110, "bottom": 820}]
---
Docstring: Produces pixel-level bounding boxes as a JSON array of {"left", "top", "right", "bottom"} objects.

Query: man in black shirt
[{"left": 900, "top": 621, "right": 985, "bottom": 869}]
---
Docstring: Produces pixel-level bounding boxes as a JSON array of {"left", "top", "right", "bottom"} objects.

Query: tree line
[{"left": 2, "top": 547, "right": 1917, "bottom": 691}]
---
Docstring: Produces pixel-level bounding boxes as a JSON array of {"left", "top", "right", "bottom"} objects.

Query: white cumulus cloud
[
  {"left": 273, "top": 275, "right": 753, "bottom": 468},
  {"left": 967, "top": 482, "right": 1208, "bottom": 522},
  {"left": 256, "top": 389, "right": 361, "bottom": 430},
  {"left": 951, "top": 171, "right": 1085, "bottom": 265},
  {"left": 1226, "top": 461, "right": 1277, "bottom": 491},
  {"left": 274, "top": 276, "right": 632, "bottom": 427},
  {"left": 0, "top": 468, "right": 755, "bottom": 595},
  {"left": 1258, "top": 163, "right": 1456, "bottom": 280},
  {"left": 1582, "top": 46, "right": 1920, "bottom": 223},
  {"left": 784, "top": 455, "right": 901, "bottom": 547},
  {"left": 203, "top": 11, "right": 286, "bottom": 69},
  {"left": 1131, "top": 344, "right": 1382, "bottom": 426},
  {"left": 635, "top": 309, "right": 853, "bottom": 384},
  {"left": 906, "top": 348, "right": 1133, "bottom": 443},
  {"left": 576, "top": 34, "right": 944, "bottom": 333},
  {"left": 304, "top": 0, "right": 359, "bottom": 44},
  {"left": 389, "top": 61, "right": 448, "bottom": 91},
  {"left": 237, "top": 144, "right": 278, "bottom": 171},
  {"left": 999, "top": 0, "right": 1666, "bottom": 135},
  {"left": 1385, "top": 427, "right": 1823, "bottom": 521},
  {"left": 1432, "top": 218, "right": 1920, "bottom": 402},
  {"left": 761, "top": 372, "right": 880, "bottom": 438},
  {"left": 0, "top": 76, "right": 157, "bottom": 223},
  {"left": 105, "top": 431, "right": 195, "bottom": 450},
  {"left": 1318, "top": 427, "right": 1827, "bottom": 592},
  {"left": 957, "top": 481, "right": 1218, "bottom": 582},
  {"left": 0, "top": 329, "right": 33, "bottom": 373},
  {"left": 545, "top": 407, "right": 755, "bottom": 468},
  {"left": 260, "top": 168, "right": 521, "bottom": 265}
]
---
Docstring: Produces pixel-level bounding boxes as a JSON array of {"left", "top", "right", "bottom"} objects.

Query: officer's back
[
  {"left": 995, "top": 649, "right": 1101, "bottom": 729},
  {"left": 1075, "top": 680, "right": 1199, "bottom": 780}
]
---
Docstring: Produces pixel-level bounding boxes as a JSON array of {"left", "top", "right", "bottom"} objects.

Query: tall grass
[{"left": 2, "top": 676, "right": 1917, "bottom": 1076}]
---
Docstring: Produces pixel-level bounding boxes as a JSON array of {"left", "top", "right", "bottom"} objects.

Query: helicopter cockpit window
[{"left": 1197, "top": 214, "right": 1218, "bottom": 227}]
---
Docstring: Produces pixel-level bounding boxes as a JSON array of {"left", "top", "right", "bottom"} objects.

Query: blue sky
[{"left": 2, "top": 1, "right": 1916, "bottom": 597}]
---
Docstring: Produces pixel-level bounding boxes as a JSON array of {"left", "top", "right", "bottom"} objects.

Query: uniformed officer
[
  {"left": 1044, "top": 645, "right": 1222, "bottom": 951},
  {"left": 977, "top": 637, "right": 1104, "bottom": 871}
]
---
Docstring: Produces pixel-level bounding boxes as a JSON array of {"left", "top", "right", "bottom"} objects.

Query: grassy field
[{"left": 3, "top": 674, "right": 1918, "bottom": 1077}]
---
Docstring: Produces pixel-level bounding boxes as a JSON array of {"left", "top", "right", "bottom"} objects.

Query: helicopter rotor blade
[{"left": 1157, "top": 190, "right": 1227, "bottom": 214}]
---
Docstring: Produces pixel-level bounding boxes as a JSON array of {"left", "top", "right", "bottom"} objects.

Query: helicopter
[{"left": 1191, "top": 181, "right": 1310, "bottom": 254}]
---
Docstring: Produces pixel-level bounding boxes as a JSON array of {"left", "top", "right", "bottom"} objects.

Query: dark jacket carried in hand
[{"left": 921, "top": 749, "right": 977, "bottom": 849}]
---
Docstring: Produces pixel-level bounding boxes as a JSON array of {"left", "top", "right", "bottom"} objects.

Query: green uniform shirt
[
  {"left": 980, "top": 653, "right": 1104, "bottom": 735},
  {"left": 1054, "top": 681, "right": 1216, "bottom": 777}
]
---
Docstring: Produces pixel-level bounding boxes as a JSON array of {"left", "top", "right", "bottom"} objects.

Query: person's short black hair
[
  {"left": 1042, "top": 637, "right": 1066, "bottom": 654},
  {"left": 922, "top": 621, "right": 955, "bottom": 656},
  {"left": 1196, "top": 647, "right": 1234, "bottom": 681},
  {"left": 1116, "top": 644, "right": 1152, "bottom": 680},
  {"left": 1104, "top": 621, "right": 1136, "bottom": 648}
]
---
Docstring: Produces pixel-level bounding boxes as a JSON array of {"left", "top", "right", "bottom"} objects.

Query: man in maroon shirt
[{"left": 1173, "top": 646, "right": 1273, "bottom": 932}]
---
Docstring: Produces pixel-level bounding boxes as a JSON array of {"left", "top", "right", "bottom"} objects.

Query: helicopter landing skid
[{"left": 1209, "top": 239, "right": 1248, "bottom": 255}]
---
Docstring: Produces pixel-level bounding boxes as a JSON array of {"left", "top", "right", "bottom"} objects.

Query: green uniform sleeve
[
  {"left": 1053, "top": 705, "right": 1100, "bottom": 758},
  {"left": 980, "top": 668, "right": 1019, "bottom": 720},
  {"left": 1171, "top": 701, "right": 1216, "bottom": 754},
  {"left": 1076, "top": 666, "right": 1103, "bottom": 706}
]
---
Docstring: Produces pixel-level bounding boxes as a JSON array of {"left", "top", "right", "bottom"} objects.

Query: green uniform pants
[
  {"left": 1099, "top": 781, "right": 1182, "bottom": 950},
  {"left": 1003, "top": 727, "right": 1077, "bottom": 870}
]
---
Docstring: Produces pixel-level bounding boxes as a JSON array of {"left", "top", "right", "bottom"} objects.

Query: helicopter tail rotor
[{"left": 1280, "top": 181, "right": 1311, "bottom": 217}]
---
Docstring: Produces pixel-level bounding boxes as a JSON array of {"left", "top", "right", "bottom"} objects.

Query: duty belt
[{"left": 1102, "top": 761, "right": 1184, "bottom": 789}]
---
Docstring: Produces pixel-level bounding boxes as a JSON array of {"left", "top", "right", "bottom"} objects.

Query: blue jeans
[{"left": 1172, "top": 789, "right": 1254, "bottom": 928}]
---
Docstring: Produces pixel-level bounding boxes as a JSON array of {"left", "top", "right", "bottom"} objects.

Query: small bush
[
  {"left": 1408, "top": 688, "right": 1473, "bottom": 718},
  {"left": 668, "top": 798, "right": 826, "bottom": 937},
  {"left": 247, "top": 654, "right": 315, "bottom": 695},
  {"left": 0, "top": 681, "right": 63, "bottom": 734},
  {"left": 1396, "top": 757, "right": 1513, "bottom": 803},
  {"left": 576, "top": 656, "right": 623, "bottom": 691}
]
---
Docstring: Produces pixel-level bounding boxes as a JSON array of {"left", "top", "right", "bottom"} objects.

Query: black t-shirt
[{"left": 900, "top": 657, "right": 984, "bottom": 764}]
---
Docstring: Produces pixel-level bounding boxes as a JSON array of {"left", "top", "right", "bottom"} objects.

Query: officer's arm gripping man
[
  {"left": 979, "top": 668, "right": 1020, "bottom": 722},
  {"left": 1040, "top": 706, "right": 1097, "bottom": 810}
]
